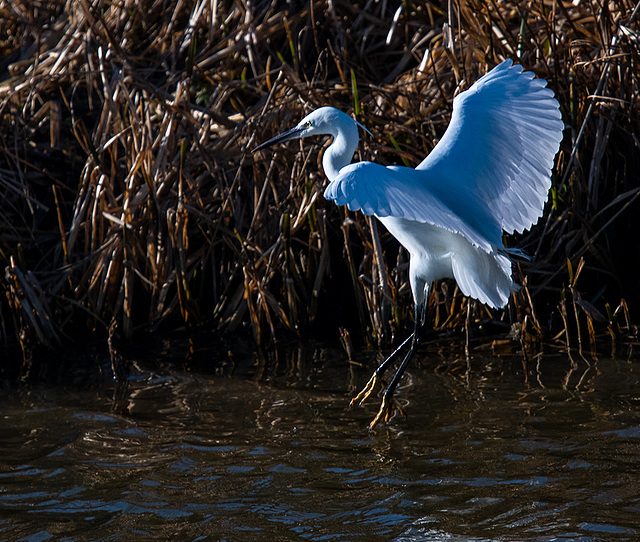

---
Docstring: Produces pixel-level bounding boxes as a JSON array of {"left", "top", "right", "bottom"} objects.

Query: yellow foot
[
  {"left": 368, "top": 395, "right": 406, "bottom": 431},
  {"left": 349, "top": 372, "right": 380, "bottom": 408},
  {"left": 350, "top": 372, "right": 407, "bottom": 429}
]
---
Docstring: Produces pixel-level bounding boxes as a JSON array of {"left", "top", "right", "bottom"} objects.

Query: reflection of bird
[{"left": 254, "top": 60, "right": 564, "bottom": 429}]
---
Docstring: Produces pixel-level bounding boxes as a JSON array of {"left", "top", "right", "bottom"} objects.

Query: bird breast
[
  {"left": 376, "top": 216, "right": 458, "bottom": 281},
  {"left": 376, "top": 215, "right": 515, "bottom": 308}
]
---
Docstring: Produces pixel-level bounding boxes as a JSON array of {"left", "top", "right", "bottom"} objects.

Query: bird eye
[{"left": 305, "top": 121, "right": 312, "bottom": 128}]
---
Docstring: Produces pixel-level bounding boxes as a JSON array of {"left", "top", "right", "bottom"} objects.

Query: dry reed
[{"left": 0, "top": 0, "right": 639, "bottom": 369}]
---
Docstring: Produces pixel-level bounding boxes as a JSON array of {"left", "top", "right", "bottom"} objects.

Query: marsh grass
[{"left": 1, "top": 0, "right": 639, "bottom": 370}]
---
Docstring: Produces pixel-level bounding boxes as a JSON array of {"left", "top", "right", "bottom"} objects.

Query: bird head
[
  {"left": 253, "top": 107, "right": 348, "bottom": 152},
  {"left": 253, "top": 106, "right": 371, "bottom": 180}
]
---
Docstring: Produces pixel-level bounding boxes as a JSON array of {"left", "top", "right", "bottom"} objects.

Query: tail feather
[{"left": 451, "top": 250, "right": 516, "bottom": 309}]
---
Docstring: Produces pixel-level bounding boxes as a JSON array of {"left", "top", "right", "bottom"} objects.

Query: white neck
[{"left": 322, "top": 123, "right": 359, "bottom": 181}]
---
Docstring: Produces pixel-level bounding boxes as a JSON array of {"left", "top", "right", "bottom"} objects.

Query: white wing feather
[
  {"left": 416, "top": 59, "right": 564, "bottom": 234},
  {"left": 324, "top": 161, "right": 500, "bottom": 252},
  {"left": 324, "top": 59, "right": 563, "bottom": 250}
]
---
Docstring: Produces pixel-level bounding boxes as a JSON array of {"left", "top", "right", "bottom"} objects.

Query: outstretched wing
[
  {"left": 324, "top": 60, "right": 563, "bottom": 251},
  {"left": 324, "top": 161, "right": 500, "bottom": 252},
  {"left": 417, "top": 59, "right": 564, "bottom": 234}
]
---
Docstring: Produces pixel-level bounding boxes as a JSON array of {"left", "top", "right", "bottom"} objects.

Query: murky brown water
[{"left": 1, "top": 338, "right": 639, "bottom": 540}]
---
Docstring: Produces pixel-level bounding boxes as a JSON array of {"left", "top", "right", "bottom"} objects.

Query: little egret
[{"left": 254, "top": 60, "right": 564, "bottom": 429}]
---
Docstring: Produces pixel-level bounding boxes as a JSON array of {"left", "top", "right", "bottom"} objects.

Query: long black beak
[{"left": 253, "top": 125, "right": 306, "bottom": 152}]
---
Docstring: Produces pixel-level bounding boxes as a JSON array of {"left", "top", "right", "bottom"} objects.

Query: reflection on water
[{"left": 1, "top": 338, "right": 639, "bottom": 541}]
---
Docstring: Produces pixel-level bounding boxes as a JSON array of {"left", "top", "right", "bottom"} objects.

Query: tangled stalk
[{"left": 0, "top": 0, "right": 638, "bottom": 368}]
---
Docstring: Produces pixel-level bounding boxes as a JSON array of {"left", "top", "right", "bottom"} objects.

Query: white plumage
[
  {"left": 323, "top": 60, "right": 563, "bottom": 310},
  {"left": 255, "top": 59, "right": 564, "bottom": 428}
]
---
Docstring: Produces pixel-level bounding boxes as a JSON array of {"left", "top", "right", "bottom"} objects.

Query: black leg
[
  {"left": 381, "top": 330, "right": 418, "bottom": 409},
  {"left": 349, "top": 331, "right": 414, "bottom": 409},
  {"left": 351, "top": 299, "right": 426, "bottom": 429},
  {"left": 367, "top": 302, "right": 422, "bottom": 429},
  {"left": 373, "top": 332, "right": 414, "bottom": 379}
]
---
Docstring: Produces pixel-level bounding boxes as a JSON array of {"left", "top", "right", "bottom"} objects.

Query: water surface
[{"left": 1, "top": 339, "right": 639, "bottom": 540}]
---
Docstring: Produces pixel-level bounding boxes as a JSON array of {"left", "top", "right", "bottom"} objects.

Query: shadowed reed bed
[{"left": 0, "top": 0, "right": 639, "bottom": 371}]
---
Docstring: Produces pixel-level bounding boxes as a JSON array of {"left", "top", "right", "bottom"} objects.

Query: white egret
[{"left": 254, "top": 59, "right": 564, "bottom": 429}]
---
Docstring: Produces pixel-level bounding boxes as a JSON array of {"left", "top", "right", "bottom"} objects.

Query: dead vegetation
[{"left": 0, "top": 0, "right": 639, "bottom": 369}]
